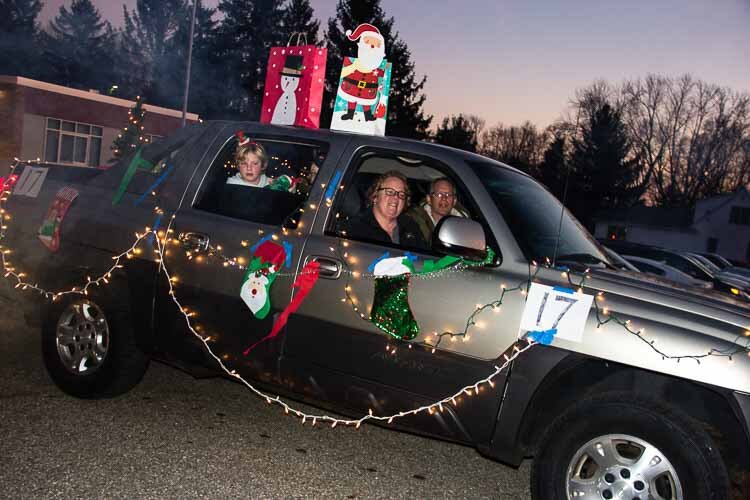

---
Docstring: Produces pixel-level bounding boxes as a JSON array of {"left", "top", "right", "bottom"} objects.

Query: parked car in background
[
  {"left": 688, "top": 253, "right": 750, "bottom": 285},
  {"left": 700, "top": 252, "right": 735, "bottom": 269},
  {"left": 600, "top": 246, "right": 640, "bottom": 272},
  {"left": 603, "top": 240, "right": 750, "bottom": 301},
  {"left": 699, "top": 252, "right": 750, "bottom": 280},
  {"left": 621, "top": 255, "right": 711, "bottom": 288}
]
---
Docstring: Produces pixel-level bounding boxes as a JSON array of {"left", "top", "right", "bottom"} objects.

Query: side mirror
[{"left": 433, "top": 216, "right": 488, "bottom": 260}]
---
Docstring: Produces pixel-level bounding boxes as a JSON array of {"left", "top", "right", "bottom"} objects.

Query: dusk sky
[{"left": 40, "top": 0, "right": 750, "bottom": 128}]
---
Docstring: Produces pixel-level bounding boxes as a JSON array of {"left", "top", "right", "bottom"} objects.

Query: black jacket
[{"left": 343, "top": 209, "right": 428, "bottom": 250}]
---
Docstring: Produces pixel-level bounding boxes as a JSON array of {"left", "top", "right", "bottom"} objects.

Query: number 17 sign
[{"left": 518, "top": 283, "right": 594, "bottom": 344}]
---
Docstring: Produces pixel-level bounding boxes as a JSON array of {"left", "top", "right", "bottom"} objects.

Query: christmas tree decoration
[
  {"left": 38, "top": 187, "right": 79, "bottom": 252},
  {"left": 330, "top": 23, "right": 392, "bottom": 136},
  {"left": 111, "top": 147, "right": 155, "bottom": 205},
  {"left": 260, "top": 37, "right": 327, "bottom": 128},
  {"left": 240, "top": 238, "right": 292, "bottom": 319},
  {"left": 110, "top": 96, "right": 147, "bottom": 160}
]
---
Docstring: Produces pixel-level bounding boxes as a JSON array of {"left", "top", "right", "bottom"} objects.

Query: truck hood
[
  {"left": 592, "top": 267, "right": 750, "bottom": 322},
  {"left": 546, "top": 266, "right": 750, "bottom": 393}
]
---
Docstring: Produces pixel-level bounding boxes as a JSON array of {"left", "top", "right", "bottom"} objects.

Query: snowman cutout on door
[{"left": 271, "top": 55, "right": 304, "bottom": 125}]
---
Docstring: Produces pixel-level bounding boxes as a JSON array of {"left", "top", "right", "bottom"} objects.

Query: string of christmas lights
[
  {"left": 155, "top": 226, "right": 537, "bottom": 427},
  {"left": 560, "top": 268, "right": 750, "bottom": 363},
  {"left": 2, "top": 156, "right": 749, "bottom": 429}
]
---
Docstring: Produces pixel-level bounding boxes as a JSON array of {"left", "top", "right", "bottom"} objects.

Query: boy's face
[{"left": 238, "top": 152, "right": 264, "bottom": 184}]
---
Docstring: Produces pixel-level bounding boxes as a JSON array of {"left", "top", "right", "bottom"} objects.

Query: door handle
[
  {"left": 178, "top": 231, "right": 210, "bottom": 252},
  {"left": 306, "top": 255, "right": 342, "bottom": 279}
]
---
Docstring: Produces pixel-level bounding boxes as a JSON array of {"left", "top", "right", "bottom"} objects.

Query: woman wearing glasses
[{"left": 344, "top": 170, "right": 427, "bottom": 249}]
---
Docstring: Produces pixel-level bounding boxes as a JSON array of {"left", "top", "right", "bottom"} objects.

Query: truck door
[
  {"left": 283, "top": 141, "right": 530, "bottom": 443},
  {"left": 154, "top": 125, "right": 346, "bottom": 381}
]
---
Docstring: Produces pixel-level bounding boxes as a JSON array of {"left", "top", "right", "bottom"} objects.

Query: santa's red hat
[
  {"left": 235, "top": 131, "right": 250, "bottom": 147},
  {"left": 345, "top": 23, "right": 383, "bottom": 43},
  {"left": 254, "top": 240, "right": 287, "bottom": 270}
]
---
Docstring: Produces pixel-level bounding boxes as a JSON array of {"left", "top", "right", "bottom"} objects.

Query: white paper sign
[
  {"left": 518, "top": 283, "right": 594, "bottom": 343},
  {"left": 13, "top": 166, "right": 48, "bottom": 198}
]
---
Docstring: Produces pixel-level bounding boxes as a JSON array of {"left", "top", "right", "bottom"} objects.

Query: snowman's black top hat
[{"left": 281, "top": 55, "right": 304, "bottom": 77}]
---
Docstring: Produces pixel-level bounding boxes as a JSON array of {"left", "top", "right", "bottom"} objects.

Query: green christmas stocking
[{"left": 370, "top": 256, "right": 419, "bottom": 340}]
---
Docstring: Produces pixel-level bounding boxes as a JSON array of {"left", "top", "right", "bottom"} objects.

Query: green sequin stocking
[{"left": 371, "top": 274, "right": 419, "bottom": 341}]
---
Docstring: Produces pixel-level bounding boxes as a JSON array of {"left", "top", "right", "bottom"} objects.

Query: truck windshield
[{"left": 469, "top": 159, "right": 610, "bottom": 267}]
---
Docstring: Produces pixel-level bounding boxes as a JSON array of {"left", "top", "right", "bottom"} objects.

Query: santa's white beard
[{"left": 356, "top": 42, "right": 385, "bottom": 71}]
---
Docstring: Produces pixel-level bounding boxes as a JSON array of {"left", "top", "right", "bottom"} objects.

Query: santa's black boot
[
  {"left": 363, "top": 108, "right": 376, "bottom": 121},
  {"left": 341, "top": 109, "right": 355, "bottom": 120}
]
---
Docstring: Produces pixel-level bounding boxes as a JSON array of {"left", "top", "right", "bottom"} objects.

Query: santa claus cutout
[{"left": 330, "top": 23, "right": 392, "bottom": 136}]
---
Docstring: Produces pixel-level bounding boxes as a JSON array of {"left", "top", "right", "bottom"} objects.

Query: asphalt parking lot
[{"left": 0, "top": 291, "right": 531, "bottom": 499}]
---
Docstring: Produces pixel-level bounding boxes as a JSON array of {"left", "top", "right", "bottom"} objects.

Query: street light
[{"left": 181, "top": 0, "right": 199, "bottom": 127}]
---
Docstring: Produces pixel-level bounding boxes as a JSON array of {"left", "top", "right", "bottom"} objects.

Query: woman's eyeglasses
[{"left": 377, "top": 187, "right": 408, "bottom": 200}]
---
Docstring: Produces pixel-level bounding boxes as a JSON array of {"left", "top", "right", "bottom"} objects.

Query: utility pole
[{"left": 181, "top": 0, "right": 199, "bottom": 127}]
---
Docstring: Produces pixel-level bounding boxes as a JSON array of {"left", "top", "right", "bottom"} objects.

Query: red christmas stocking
[{"left": 38, "top": 187, "right": 79, "bottom": 252}]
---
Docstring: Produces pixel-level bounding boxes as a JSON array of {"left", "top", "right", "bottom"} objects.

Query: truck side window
[
  {"left": 194, "top": 135, "right": 328, "bottom": 228},
  {"left": 329, "top": 150, "right": 477, "bottom": 252}
]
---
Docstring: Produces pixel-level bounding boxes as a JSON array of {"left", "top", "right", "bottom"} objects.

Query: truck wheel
[
  {"left": 530, "top": 391, "right": 729, "bottom": 500},
  {"left": 41, "top": 294, "right": 149, "bottom": 398}
]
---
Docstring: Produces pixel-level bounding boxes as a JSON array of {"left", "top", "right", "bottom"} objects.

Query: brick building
[{"left": 0, "top": 75, "right": 199, "bottom": 169}]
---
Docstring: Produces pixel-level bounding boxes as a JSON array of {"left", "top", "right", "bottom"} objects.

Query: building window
[
  {"left": 44, "top": 118, "right": 103, "bottom": 167},
  {"left": 729, "top": 206, "right": 750, "bottom": 225},
  {"left": 607, "top": 225, "right": 627, "bottom": 240}
]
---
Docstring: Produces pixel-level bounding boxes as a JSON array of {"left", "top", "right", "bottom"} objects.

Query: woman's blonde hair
[{"left": 366, "top": 170, "right": 411, "bottom": 204}]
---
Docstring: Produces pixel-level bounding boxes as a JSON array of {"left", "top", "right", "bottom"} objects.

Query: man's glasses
[
  {"left": 430, "top": 192, "right": 456, "bottom": 200},
  {"left": 377, "top": 187, "right": 408, "bottom": 200}
]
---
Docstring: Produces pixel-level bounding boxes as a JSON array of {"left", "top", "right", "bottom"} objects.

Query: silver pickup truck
[{"left": 3, "top": 122, "right": 749, "bottom": 499}]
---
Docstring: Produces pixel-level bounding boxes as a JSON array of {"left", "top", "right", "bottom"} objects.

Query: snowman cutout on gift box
[{"left": 271, "top": 55, "right": 304, "bottom": 126}]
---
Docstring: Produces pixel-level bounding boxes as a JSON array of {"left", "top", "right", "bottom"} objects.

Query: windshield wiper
[{"left": 555, "top": 253, "right": 616, "bottom": 270}]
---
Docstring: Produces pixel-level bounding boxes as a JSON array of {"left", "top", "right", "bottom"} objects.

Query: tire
[
  {"left": 41, "top": 290, "right": 149, "bottom": 399},
  {"left": 530, "top": 391, "right": 730, "bottom": 500}
]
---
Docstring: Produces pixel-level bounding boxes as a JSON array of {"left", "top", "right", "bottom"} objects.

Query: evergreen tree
[
  {"left": 434, "top": 114, "right": 480, "bottom": 152},
  {"left": 280, "top": 0, "right": 320, "bottom": 46},
  {"left": 212, "top": 0, "right": 285, "bottom": 119},
  {"left": 323, "top": 0, "right": 432, "bottom": 139},
  {"left": 111, "top": 97, "right": 147, "bottom": 160},
  {"left": 567, "top": 103, "right": 645, "bottom": 229},
  {"left": 0, "top": 0, "right": 43, "bottom": 78},
  {"left": 536, "top": 135, "right": 569, "bottom": 201},
  {"left": 42, "top": 0, "right": 116, "bottom": 91},
  {"left": 160, "top": 0, "right": 217, "bottom": 114},
  {"left": 118, "top": 0, "right": 187, "bottom": 103}
]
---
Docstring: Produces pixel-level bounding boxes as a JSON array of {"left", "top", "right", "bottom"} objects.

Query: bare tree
[
  {"left": 620, "top": 74, "right": 750, "bottom": 206},
  {"left": 479, "top": 121, "right": 548, "bottom": 172}
]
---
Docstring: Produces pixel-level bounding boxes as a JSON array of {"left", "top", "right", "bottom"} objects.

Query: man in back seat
[{"left": 407, "top": 177, "right": 466, "bottom": 243}]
